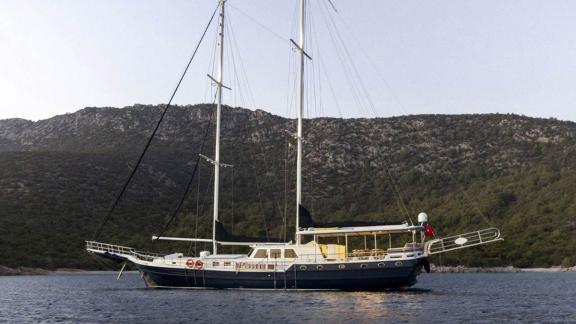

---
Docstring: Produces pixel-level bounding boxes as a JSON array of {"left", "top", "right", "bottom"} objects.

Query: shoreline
[
  {"left": 2, "top": 264, "right": 576, "bottom": 276},
  {"left": 430, "top": 265, "right": 576, "bottom": 273}
]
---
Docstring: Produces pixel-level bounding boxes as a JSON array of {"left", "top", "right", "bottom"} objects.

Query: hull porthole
[
  {"left": 395, "top": 261, "right": 403, "bottom": 267},
  {"left": 360, "top": 264, "right": 368, "bottom": 269},
  {"left": 299, "top": 265, "right": 307, "bottom": 271},
  {"left": 338, "top": 264, "right": 346, "bottom": 270},
  {"left": 377, "top": 262, "right": 385, "bottom": 268}
]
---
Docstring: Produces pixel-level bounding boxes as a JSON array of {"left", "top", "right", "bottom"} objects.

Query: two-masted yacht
[{"left": 86, "top": 0, "right": 502, "bottom": 290}]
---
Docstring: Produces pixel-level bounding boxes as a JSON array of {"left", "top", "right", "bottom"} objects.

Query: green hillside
[{"left": 0, "top": 104, "right": 575, "bottom": 269}]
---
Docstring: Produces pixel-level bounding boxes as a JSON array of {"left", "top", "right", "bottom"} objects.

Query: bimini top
[
  {"left": 297, "top": 223, "right": 422, "bottom": 237},
  {"left": 297, "top": 205, "right": 421, "bottom": 236}
]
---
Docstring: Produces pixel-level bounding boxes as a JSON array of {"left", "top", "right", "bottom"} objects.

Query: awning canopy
[{"left": 297, "top": 224, "right": 422, "bottom": 237}]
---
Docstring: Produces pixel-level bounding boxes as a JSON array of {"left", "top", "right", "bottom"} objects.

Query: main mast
[
  {"left": 212, "top": 0, "right": 226, "bottom": 255},
  {"left": 295, "top": 0, "right": 306, "bottom": 245}
]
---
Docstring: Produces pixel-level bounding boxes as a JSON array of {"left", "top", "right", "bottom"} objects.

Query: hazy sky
[{"left": 1, "top": 0, "right": 576, "bottom": 121}]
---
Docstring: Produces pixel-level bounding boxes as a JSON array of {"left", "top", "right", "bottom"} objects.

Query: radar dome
[{"left": 417, "top": 212, "right": 428, "bottom": 223}]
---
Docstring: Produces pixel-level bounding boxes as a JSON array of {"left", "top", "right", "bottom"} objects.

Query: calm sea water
[{"left": 0, "top": 272, "right": 574, "bottom": 323}]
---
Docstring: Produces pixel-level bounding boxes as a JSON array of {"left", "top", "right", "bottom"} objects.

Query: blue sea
[{"left": 0, "top": 272, "right": 574, "bottom": 323}]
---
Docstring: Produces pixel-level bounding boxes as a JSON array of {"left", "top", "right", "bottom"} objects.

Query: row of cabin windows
[{"left": 253, "top": 249, "right": 298, "bottom": 259}]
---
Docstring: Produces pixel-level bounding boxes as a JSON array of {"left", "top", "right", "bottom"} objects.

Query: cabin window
[
  {"left": 254, "top": 249, "right": 268, "bottom": 258},
  {"left": 284, "top": 249, "right": 297, "bottom": 258},
  {"left": 270, "top": 249, "right": 281, "bottom": 259}
]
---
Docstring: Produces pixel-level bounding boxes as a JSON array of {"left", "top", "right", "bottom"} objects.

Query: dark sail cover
[
  {"left": 298, "top": 204, "right": 405, "bottom": 229},
  {"left": 215, "top": 220, "right": 283, "bottom": 243}
]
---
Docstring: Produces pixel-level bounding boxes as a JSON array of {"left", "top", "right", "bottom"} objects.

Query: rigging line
[
  {"left": 328, "top": 7, "right": 411, "bottom": 117},
  {"left": 225, "top": 32, "right": 244, "bottom": 106},
  {"left": 204, "top": 23, "right": 219, "bottom": 102},
  {"left": 377, "top": 148, "right": 414, "bottom": 224},
  {"left": 254, "top": 129, "right": 286, "bottom": 237},
  {"left": 307, "top": 4, "right": 320, "bottom": 118},
  {"left": 322, "top": 2, "right": 379, "bottom": 118},
  {"left": 228, "top": 3, "right": 287, "bottom": 43},
  {"left": 231, "top": 164, "right": 235, "bottom": 253},
  {"left": 324, "top": 5, "right": 378, "bottom": 118},
  {"left": 310, "top": 2, "right": 323, "bottom": 118},
  {"left": 318, "top": 57, "right": 343, "bottom": 118},
  {"left": 323, "top": 1, "right": 376, "bottom": 118},
  {"left": 228, "top": 13, "right": 258, "bottom": 109},
  {"left": 188, "top": 165, "right": 215, "bottom": 256},
  {"left": 246, "top": 142, "right": 273, "bottom": 241},
  {"left": 319, "top": 2, "right": 410, "bottom": 219},
  {"left": 325, "top": 0, "right": 338, "bottom": 13},
  {"left": 459, "top": 185, "right": 495, "bottom": 227},
  {"left": 287, "top": 51, "right": 298, "bottom": 119},
  {"left": 320, "top": 1, "right": 416, "bottom": 222},
  {"left": 194, "top": 154, "right": 201, "bottom": 255},
  {"left": 285, "top": 1, "right": 300, "bottom": 119},
  {"left": 226, "top": 165, "right": 237, "bottom": 254},
  {"left": 286, "top": 0, "right": 301, "bottom": 119},
  {"left": 92, "top": 4, "right": 220, "bottom": 241},
  {"left": 150, "top": 108, "right": 214, "bottom": 249},
  {"left": 226, "top": 13, "right": 253, "bottom": 108},
  {"left": 254, "top": 133, "right": 285, "bottom": 230},
  {"left": 318, "top": 0, "right": 368, "bottom": 116},
  {"left": 283, "top": 135, "right": 290, "bottom": 242},
  {"left": 310, "top": 7, "right": 325, "bottom": 118},
  {"left": 322, "top": 12, "right": 432, "bottom": 221},
  {"left": 221, "top": 13, "right": 240, "bottom": 106},
  {"left": 317, "top": 0, "right": 364, "bottom": 115}
]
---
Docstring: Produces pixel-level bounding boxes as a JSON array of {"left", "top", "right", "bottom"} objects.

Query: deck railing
[
  {"left": 85, "top": 241, "right": 162, "bottom": 262},
  {"left": 425, "top": 228, "right": 502, "bottom": 255}
]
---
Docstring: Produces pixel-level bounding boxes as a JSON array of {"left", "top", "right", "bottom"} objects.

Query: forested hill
[{"left": 1, "top": 104, "right": 575, "bottom": 269}]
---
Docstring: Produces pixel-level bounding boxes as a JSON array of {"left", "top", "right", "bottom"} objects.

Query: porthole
[
  {"left": 377, "top": 263, "right": 385, "bottom": 268},
  {"left": 338, "top": 264, "right": 346, "bottom": 270},
  {"left": 316, "top": 265, "right": 323, "bottom": 270},
  {"left": 395, "top": 261, "right": 403, "bottom": 267},
  {"left": 299, "top": 265, "right": 307, "bottom": 271},
  {"left": 360, "top": 264, "right": 368, "bottom": 269}
]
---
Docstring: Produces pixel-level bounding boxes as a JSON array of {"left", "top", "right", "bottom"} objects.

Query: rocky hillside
[{"left": 1, "top": 104, "right": 575, "bottom": 269}]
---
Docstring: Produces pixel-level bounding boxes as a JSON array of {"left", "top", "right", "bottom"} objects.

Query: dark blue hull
[{"left": 138, "top": 259, "right": 425, "bottom": 290}]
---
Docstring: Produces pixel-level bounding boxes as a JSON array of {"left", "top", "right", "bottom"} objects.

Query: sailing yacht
[{"left": 86, "top": 0, "right": 502, "bottom": 290}]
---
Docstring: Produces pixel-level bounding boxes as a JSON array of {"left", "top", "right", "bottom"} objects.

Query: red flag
[{"left": 424, "top": 224, "right": 435, "bottom": 237}]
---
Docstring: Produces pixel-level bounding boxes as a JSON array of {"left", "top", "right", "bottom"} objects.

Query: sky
[{"left": 1, "top": 0, "right": 576, "bottom": 122}]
